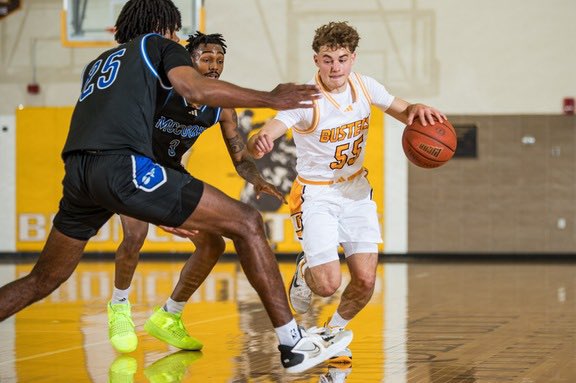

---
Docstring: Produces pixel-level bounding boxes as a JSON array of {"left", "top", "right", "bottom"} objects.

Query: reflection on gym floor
[{"left": 1, "top": 259, "right": 575, "bottom": 382}]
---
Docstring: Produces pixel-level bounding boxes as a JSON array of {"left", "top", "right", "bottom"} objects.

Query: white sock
[
  {"left": 328, "top": 311, "right": 349, "bottom": 328},
  {"left": 163, "top": 298, "right": 186, "bottom": 314},
  {"left": 111, "top": 287, "right": 130, "bottom": 304},
  {"left": 275, "top": 318, "right": 301, "bottom": 347}
]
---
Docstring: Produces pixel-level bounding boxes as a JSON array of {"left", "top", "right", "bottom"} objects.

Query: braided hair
[
  {"left": 115, "top": 0, "right": 182, "bottom": 44},
  {"left": 186, "top": 31, "right": 227, "bottom": 55}
]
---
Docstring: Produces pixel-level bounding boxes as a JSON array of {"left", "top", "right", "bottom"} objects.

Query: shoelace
[
  {"left": 110, "top": 311, "right": 134, "bottom": 334},
  {"left": 160, "top": 315, "right": 189, "bottom": 338}
]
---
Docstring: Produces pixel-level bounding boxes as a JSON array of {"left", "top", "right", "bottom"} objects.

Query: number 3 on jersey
[
  {"left": 79, "top": 49, "right": 126, "bottom": 102},
  {"left": 330, "top": 135, "right": 364, "bottom": 170}
]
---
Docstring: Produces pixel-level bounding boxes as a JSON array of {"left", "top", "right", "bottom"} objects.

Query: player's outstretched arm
[
  {"left": 247, "top": 119, "right": 289, "bottom": 159},
  {"left": 385, "top": 97, "right": 446, "bottom": 126},
  {"left": 219, "top": 108, "right": 286, "bottom": 203},
  {"left": 168, "top": 66, "right": 320, "bottom": 111}
]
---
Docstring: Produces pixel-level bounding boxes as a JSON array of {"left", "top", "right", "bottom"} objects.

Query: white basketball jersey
[{"left": 275, "top": 72, "right": 394, "bottom": 183}]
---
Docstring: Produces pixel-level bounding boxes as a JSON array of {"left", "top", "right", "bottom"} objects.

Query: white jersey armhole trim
[
  {"left": 353, "top": 73, "right": 372, "bottom": 104},
  {"left": 292, "top": 100, "right": 320, "bottom": 135},
  {"left": 140, "top": 33, "right": 172, "bottom": 90}
]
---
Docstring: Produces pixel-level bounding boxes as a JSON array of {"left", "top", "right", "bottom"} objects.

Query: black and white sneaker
[
  {"left": 278, "top": 327, "right": 353, "bottom": 373},
  {"left": 289, "top": 252, "right": 312, "bottom": 313}
]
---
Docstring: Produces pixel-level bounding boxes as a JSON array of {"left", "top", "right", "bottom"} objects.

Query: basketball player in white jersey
[{"left": 248, "top": 21, "right": 446, "bottom": 363}]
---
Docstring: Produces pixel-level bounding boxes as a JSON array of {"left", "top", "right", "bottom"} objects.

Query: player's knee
[
  {"left": 242, "top": 206, "right": 266, "bottom": 236},
  {"left": 314, "top": 282, "right": 340, "bottom": 297},
  {"left": 311, "top": 273, "right": 341, "bottom": 297},
  {"left": 194, "top": 233, "right": 226, "bottom": 256},
  {"left": 29, "top": 269, "right": 69, "bottom": 297},
  {"left": 121, "top": 231, "right": 147, "bottom": 253},
  {"left": 207, "top": 235, "right": 226, "bottom": 255}
]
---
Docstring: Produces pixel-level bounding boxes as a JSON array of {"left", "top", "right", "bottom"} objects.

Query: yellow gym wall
[{"left": 15, "top": 106, "right": 386, "bottom": 253}]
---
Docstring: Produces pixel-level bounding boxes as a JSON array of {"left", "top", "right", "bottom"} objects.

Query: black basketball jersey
[
  {"left": 152, "top": 90, "right": 222, "bottom": 170},
  {"left": 62, "top": 34, "right": 193, "bottom": 159}
]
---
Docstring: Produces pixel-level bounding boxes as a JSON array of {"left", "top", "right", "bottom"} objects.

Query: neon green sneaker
[
  {"left": 144, "top": 307, "right": 203, "bottom": 350},
  {"left": 108, "top": 355, "right": 137, "bottom": 383},
  {"left": 107, "top": 302, "right": 138, "bottom": 353},
  {"left": 144, "top": 351, "right": 202, "bottom": 383}
]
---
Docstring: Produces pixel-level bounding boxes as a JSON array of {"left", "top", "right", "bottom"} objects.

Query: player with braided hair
[
  {"left": 114, "top": 0, "right": 182, "bottom": 44},
  {"left": 0, "top": 0, "right": 351, "bottom": 373},
  {"left": 108, "top": 30, "right": 285, "bottom": 354},
  {"left": 186, "top": 30, "right": 227, "bottom": 55}
]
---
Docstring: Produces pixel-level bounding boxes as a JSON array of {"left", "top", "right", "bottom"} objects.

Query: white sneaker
[
  {"left": 278, "top": 327, "right": 353, "bottom": 373},
  {"left": 308, "top": 325, "right": 352, "bottom": 364},
  {"left": 289, "top": 252, "right": 312, "bottom": 313}
]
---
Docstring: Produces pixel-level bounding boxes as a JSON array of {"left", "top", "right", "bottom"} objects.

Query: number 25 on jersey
[{"left": 79, "top": 49, "right": 126, "bottom": 102}]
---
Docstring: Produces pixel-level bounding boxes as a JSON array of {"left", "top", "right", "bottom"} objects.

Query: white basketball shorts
[{"left": 288, "top": 174, "right": 382, "bottom": 267}]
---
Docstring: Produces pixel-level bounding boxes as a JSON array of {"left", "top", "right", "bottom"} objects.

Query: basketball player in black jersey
[
  {"left": 108, "top": 31, "right": 286, "bottom": 354},
  {"left": 0, "top": 0, "right": 352, "bottom": 373}
]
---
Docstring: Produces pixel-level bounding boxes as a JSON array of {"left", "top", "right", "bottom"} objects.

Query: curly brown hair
[{"left": 312, "top": 21, "right": 360, "bottom": 53}]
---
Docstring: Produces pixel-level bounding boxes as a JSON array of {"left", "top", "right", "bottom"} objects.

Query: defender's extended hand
[{"left": 269, "top": 83, "right": 320, "bottom": 110}]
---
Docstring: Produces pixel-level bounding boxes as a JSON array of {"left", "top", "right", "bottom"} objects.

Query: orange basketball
[{"left": 402, "top": 118, "right": 457, "bottom": 168}]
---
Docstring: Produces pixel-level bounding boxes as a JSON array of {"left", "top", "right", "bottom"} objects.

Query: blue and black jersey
[
  {"left": 153, "top": 91, "right": 222, "bottom": 172},
  {"left": 62, "top": 34, "right": 192, "bottom": 159}
]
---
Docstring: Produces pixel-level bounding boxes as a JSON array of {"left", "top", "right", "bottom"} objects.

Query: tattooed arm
[{"left": 220, "top": 108, "right": 285, "bottom": 203}]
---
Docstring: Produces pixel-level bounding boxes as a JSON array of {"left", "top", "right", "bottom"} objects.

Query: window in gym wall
[{"left": 454, "top": 124, "right": 477, "bottom": 158}]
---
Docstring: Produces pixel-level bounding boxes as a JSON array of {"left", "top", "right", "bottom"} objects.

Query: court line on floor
[{"left": 0, "top": 310, "right": 258, "bottom": 366}]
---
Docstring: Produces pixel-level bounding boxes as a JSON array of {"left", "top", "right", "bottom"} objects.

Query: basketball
[{"left": 402, "top": 118, "right": 457, "bottom": 168}]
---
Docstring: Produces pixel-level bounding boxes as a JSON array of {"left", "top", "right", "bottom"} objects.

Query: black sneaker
[{"left": 278, "top": 327, "right": 353, "bottom": 373}]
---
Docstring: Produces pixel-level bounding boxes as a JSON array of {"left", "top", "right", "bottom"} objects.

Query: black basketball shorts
[{"left": 53, "top": 152, "right": 204, "bottom": 240}]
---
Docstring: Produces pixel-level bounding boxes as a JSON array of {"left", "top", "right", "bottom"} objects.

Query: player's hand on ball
[{"left": 407, "top": 103, "right": 447, "bottom": 126}]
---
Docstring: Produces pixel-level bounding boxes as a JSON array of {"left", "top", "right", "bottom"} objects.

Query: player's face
[
  {"left": 314, "top": 46, "right": 356, "bottom": 93},
  {"left": 192, "top": 43, "right": 225, "bottom": 79}
]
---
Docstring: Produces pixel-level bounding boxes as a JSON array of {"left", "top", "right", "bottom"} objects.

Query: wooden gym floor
[{"left": 0, "top": 258, "right": 575, "bottom": 382}]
